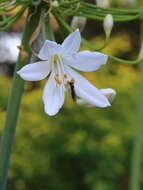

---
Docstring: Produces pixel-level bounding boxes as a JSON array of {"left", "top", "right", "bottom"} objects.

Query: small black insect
[{"left": 69, "top": 81, "right": 76, "bottom": 101}]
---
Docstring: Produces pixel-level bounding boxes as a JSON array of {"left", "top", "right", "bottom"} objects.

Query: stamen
[
  {"left": 54, "top": 75, "right": 62, "bottom": 84},
  {"left": 64, "top": 74, "right": 68, "bottom": 78},
  {"left": 54, "top": 54, "right": 60, "bottom": 64}
]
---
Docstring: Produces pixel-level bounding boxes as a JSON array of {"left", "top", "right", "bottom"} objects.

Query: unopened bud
[
  {"left": 71, "top": 16, "right": 87, "bottom": 32},
  {"left": 138, "top": 42, "right": 143, "bottom": 59},
  {"left": 128, "top": 0, "right": 136, "bottom": 6},
  {"left": 120, "top": 0, "right": 135, "bottom": 7},
  {"left": 51, "top": 0, "right": 59, "bottom": 7},
  {"left": 8, "top": 0, "right": 16, "bottom": 5},
  {"left": 103, "top": 14, "right": 113, "bottom": 38},
  {"left": 96, "top": 0, "right": 110, "bottom": 7}
]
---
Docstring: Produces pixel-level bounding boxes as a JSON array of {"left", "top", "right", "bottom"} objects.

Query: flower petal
[
  {"left": 64, "top": 51, "right": 108, "bottom": 72},
  {"left": 76, "top": 98, "right": 94, "bottom": 107},
  {"left": 66, "top": 66, "right": 110, "bottom": 107},
  {"left": 61, "top": 29, "right": 81, "bottom": 55},
  {"left": 17, "top": 61, "right": 51, "bottom": 81},
  {"left": 38, "top": 40, "right": 62, "bottom": 60},
  {"left": 42, "top": 73, "right": 65, "bottom": 116},
  {"left": 76, "top": 88, "right": 116, "bottom": 107},
  {"left": 100, "top": 88, "right": 116, "bottom": 103}
]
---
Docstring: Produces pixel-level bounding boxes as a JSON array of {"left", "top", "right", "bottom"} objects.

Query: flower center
[
  {"left": 52, "top": 54, "right": 67, "bottom": 85},
  {"left": 52, "top": 54, "right": 76, "bottom": 99}
]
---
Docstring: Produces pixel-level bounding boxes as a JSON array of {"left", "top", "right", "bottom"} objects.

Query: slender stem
[
  {"left": 46, "top": 16, "right": 55, "bottom": 41},
  {"left": 129, "top": 21, "right": 143, "bottom": 190},
  {"left": 0, "top": 5, "right": 42, "bottom": 190}
]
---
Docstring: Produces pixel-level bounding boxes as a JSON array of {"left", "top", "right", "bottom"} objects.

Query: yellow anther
[
  {"left": 54, "top": 75, "right": 62, "bottom": 84},
  {"left": 64, "top": 74, "right": 68, "bottom": 78}
]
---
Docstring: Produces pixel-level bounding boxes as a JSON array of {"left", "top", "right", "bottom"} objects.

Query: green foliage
[{"left": 0, "top": 67, "right": 139, "bottom": 190}]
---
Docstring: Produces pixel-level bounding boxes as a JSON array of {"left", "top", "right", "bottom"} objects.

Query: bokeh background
[{"left": 0, "top": 0, "right": 143, "bottom": 189}]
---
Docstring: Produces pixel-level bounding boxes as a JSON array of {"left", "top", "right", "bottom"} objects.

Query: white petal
[
  {"left": 38, "top": 40, "right": 62, "bottom": 60},
  {"left": 100, "top": 88, "right": 116, "bottom": 103},
  {"left": 42, "top": 73, "right": 65, "bottom": 116},
  {"left": 61, "top": 29, "right": 81, "bottom": 55},
  {"left": 76, "top": 98, "right": 94, "bottom": 107},
  {"left": 76, "top": 88, "right": 116, "bottom": 107},
  {"left": 64, "top": 51, "right": 108, "bottom": 72},
  {"left": 17, "top": 61, "right": 51, "bottom": 81},
  {"left": 66, "top": 66, "right": 110, "bottom": 107}
]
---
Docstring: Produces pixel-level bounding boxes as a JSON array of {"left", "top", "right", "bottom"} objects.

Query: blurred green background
[{"left": 0, "top": 0, "right": 143, "bottom": 190}]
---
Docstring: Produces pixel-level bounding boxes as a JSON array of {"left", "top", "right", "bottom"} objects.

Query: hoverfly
[{"left": 68, "top": 79, "right": 76, "bottom": 101}]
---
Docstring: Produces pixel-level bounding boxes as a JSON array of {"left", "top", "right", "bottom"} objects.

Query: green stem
[
  {"left": 129, "top": 21, "right": 143, "bottom": 190},
  {"left": 46, "top": 16, "right": 55, "bottom": 41},
  {"left": 0, "top": 5, "right": 42, "bottom": 190}
]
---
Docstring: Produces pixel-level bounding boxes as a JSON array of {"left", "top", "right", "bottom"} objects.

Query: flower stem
[
  {"left": 129, "top": 21, "right": 143, "bottom": 190},
  {"left": 0, "top": 5, "right": 42, "bottom": 190}
]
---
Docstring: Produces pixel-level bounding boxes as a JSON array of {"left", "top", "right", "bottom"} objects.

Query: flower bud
[
  {"left": 51, "top": 0, "right": 59, "bottom": 7},
  {"left": 8, "top": 0, "right": 16, "bottom": 5},
  {"left": 71, "top": 16, "right": 87, "bottom": 32},
  {"left": 138, "top": 42, "right": 143, "bottom": 59},
  {"left": 96, "top": 0, "right": 110, "bottom": 7},
  {"left": 120, "top": 0, "right": 135, "bottom": 7},
  {"left": 103, "top": 14, "right": 113, "bottom": 38},
  {"left": 127, "top": 0, "right": 136, "bottom": 7}
]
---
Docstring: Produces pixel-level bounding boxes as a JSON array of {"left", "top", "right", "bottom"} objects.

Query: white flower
[{"left": 17, "top": 29, "right": 113, "bottom": 116}]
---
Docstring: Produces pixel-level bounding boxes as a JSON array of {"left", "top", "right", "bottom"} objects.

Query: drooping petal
[
  {"left": 75, "top": 86, "right": 110, "bottom": 107},
  {"left": 100, "top": 88, "right": 116, "bottom": 103},
  {"left": 42, "top": 73, "right": 65, "bottom": 116},
  {"left": 17, "top": 61, "right": 51, "bottom": 81},
  {"left": 76, "top": 88, "right": 116, "bottom": 107},
  {"left": 64, "top": 51, "right": 108, "bottom": 71},
  {"left": 66, "top": 66, "right": 110, "bottom": 107},
  {"left": 61, "top": 29, "right": 81, "bottom": 55},
  {"left": 38, "top": 40, "right": 62, "bottom": 60}
]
